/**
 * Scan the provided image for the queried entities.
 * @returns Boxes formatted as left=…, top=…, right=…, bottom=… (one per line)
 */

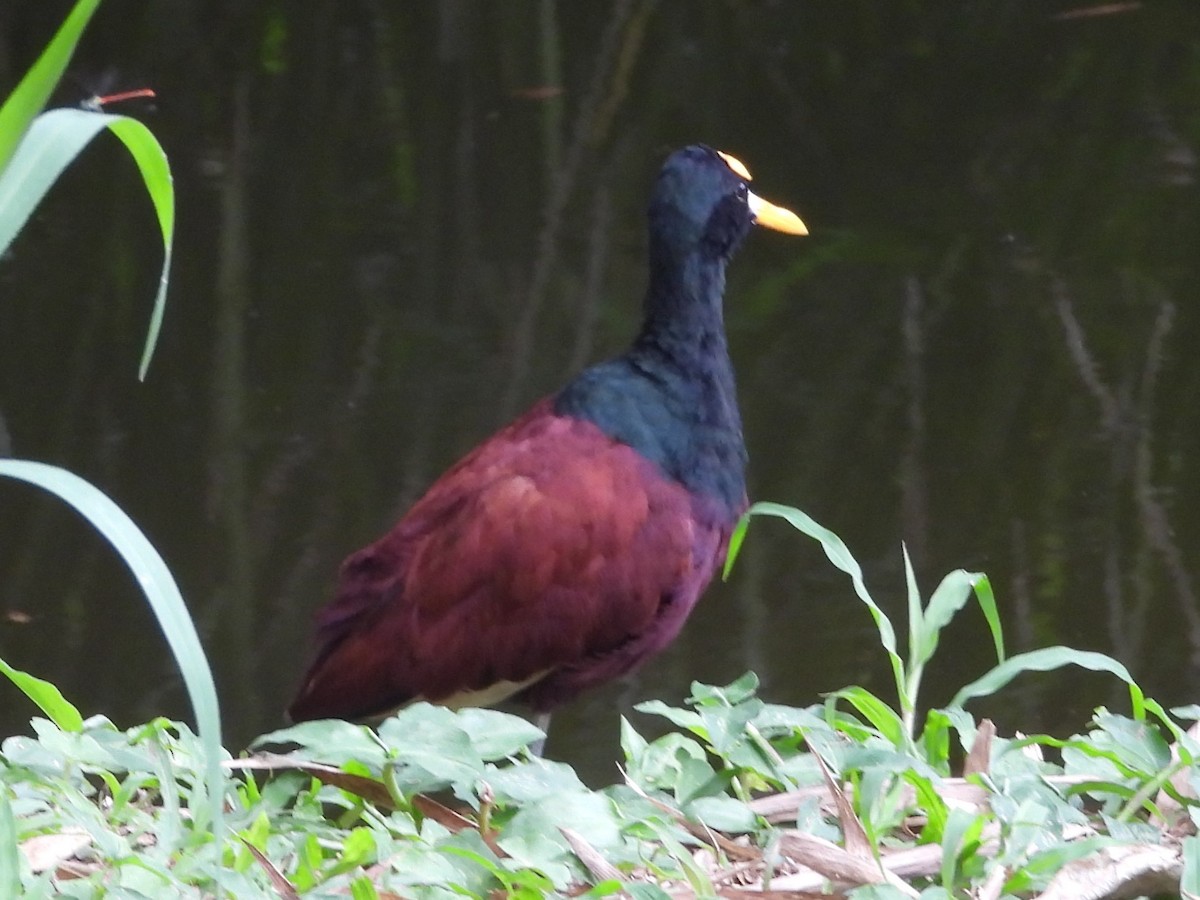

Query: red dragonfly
left=79, top=88, right=157, bottom=113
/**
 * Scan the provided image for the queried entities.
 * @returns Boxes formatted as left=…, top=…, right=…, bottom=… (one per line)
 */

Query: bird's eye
left=736, top=183, right=749, bottom=200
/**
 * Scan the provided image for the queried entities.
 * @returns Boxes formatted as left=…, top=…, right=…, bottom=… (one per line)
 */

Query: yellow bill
left=718, top=148, right=809, bottom=236
left=748, top=192, right=809, bottom=236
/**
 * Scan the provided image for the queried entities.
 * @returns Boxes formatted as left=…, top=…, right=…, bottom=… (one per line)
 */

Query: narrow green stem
left=902, top=664, right=923, bottom=741
left=745, top=722, right=797, bottom=791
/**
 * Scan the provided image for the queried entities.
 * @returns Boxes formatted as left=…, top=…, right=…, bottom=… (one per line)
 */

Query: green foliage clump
left=5, top=500, right=1200, bottom=896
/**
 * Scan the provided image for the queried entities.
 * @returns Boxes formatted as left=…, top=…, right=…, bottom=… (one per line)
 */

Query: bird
left=288, top=144, right=807, bottom=728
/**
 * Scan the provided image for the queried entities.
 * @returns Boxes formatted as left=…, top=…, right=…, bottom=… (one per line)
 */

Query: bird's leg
left=528, top=711, right=552, bottom=758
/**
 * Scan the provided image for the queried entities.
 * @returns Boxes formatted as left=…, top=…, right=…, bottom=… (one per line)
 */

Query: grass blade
left=829, top=686, right=906, bottom=748
left=950, top=646, right=1145, bottom=719
left=0, top=0, right=101, bottom=172
left=902, top=543, right=922, bottom=678
left=0, top=655, right=83, bottom=732
left=0, top=459, right=224, bottom=836
left=916, top=569, right=983, bottom=670
left=730, top=502, right=906, bottom=705
left=106, top=116, right=174, bottom=379
left=724, top=514, right=750, bottom=578
left=0, top=108, right=174, bottom=378
left=971, top=574, right=1004, bottom=664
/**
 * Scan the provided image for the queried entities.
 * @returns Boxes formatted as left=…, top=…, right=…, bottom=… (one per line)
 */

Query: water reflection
left=1, top=1, right=1198, bottom=782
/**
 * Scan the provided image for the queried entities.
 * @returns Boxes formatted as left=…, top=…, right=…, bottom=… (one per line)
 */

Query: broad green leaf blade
left=1146, top=697, right=1188, bottom=744
left=0, top=108, right=174, bottom=379
left=1181, top=835, right=1200, bottom=899
left=829, top=685, right=906, bottom=748
left=0, top=654, right=83, bottom=732
left=972, top=574, right=1004, bottom=664
left=904, top=771, right=948, bottom=842
left=939, top=806, right=984, bottom=890
left=0, top=459, right=223, bottom=835
left=0, top=0, right=101, bottom=172
left=734, top=502, right=905, bottom=698
left=0, top=788, right=18, bottom=897
left=350, top=875, right=381, bottom=900
left=950, top=646, right=1145, bottom=719
left=921, top=708, right=952, bottom=772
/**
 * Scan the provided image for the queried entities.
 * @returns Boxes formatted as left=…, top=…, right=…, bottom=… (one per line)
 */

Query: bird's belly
left=432, top=670, right=552, bottom=710
left=518, top=505, right=728, bottom=710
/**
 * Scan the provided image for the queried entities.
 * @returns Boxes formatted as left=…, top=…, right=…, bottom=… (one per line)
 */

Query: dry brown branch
left=1035, top=842, right=1181, bottom=900
left=560, top=827, right=622, bottom=883
left=806, top=743, right=871, bottom=861
left=242, top=839, right=301, bottom=899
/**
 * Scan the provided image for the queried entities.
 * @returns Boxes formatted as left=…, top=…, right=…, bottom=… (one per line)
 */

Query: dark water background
left=1, top=1, right=1199, bottom=783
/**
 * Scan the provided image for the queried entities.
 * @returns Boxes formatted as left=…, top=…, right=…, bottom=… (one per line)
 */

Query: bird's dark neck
left=634, top=244, right=732, bottom=374
left=554, top=241, right=747, bottom=517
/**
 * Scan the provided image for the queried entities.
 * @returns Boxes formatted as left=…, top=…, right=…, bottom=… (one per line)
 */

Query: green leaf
left=499, top=792, right=620, bottom=888
left=920, top=708, right=952, bottom=771
left=635, top=700, right=705, bottom=734
left=1011, top=836, right=1115, bottom=890
left=905, top=771, right=949, bottom=842
left=698, top=700, right=762, bottom=755
left=673, top=754, right=719, bottom=805
left=337, top=827, right=377, bottom=869
left=971, top=574, right=1004, bottom=664
left=0, top=0, right=100, bottom=172
left=950, top=647, right=1145, bottom=719
left=0, top=108, right=174, bottom=378
left=0, top=788, right=19, bottom=897
left=752, top=702, right=827, bottom=734
left=723, top=514, right=750, bottom=579
left=349, top=875, right=380, bottom=900
left=689, top=671, right=760, bottom=706
left=687, top=795, right=758, bottom=832
left=626, top=885, right=672, bottom=900
left=484, top=759, right=588, bottom=804
left=1181, top=835, right=1200, bottom=898
left=620, top=716, right=648, bottom=761
left=376, top=706, right=485, bottom=791
left=413, top=834, right=501, bottom=894
left=903, top=543, right=923, bottom=673
left=1091, top=710, right=1171, bottom=775
left=915, top=569, right=981, bottom=671
left=255, top=718, right=384, bottom=768
left=626, top=733, right=708, bottom=792
left=455, top=707, right=545, bottom=759
left=830, top=686, right=906, bottom=748
left=1172, top=704, right=1200, bottom=722
left=939, top=806, right=984, bottom=889
left=0, top=460, right=223, bottom=838
left=0, top=654, right=83, bottom=732
left=731, top=502, right=906, bottom=709
left=1041, top=734, right=1141, bottom=782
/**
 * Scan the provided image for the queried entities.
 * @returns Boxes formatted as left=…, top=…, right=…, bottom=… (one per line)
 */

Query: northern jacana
left=289, top=145, right=807, bottom=729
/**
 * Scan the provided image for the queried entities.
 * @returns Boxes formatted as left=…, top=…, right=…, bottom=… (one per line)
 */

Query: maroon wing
left=288, top=399, right=731, bottom=721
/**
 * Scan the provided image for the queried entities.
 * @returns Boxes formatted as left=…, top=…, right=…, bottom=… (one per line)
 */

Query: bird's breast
left=553, top=362, right=747, bottom=517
